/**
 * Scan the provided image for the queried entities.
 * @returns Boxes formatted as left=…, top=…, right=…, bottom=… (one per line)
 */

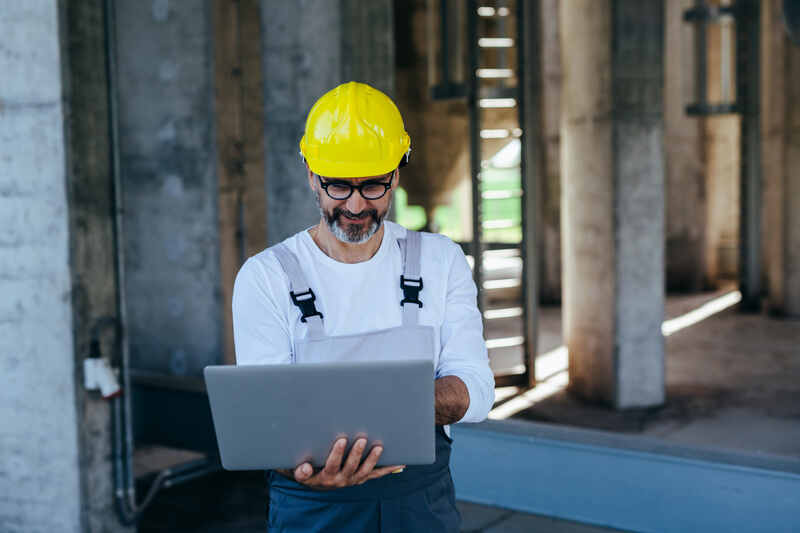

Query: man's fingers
left=293, top=462, right=314, bottom=482
left=341, top=438, right=367, bottom=476
left=367, top=464, right=406, bottom=480
left=321, top=438, right=348, bottom=477
left=354, top=444, right=383, bottom=478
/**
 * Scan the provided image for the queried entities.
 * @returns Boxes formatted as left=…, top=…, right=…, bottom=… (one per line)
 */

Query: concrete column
left=0, top=4, right=82, bottom=532
left=538, top=0, right=563, bottom=305
left=115, top=0, right=222, bottom=374
left=261, top=0, right=395, bottom=244
left=561, top=0, right=665, bottom=408
left=761, top=0, right=800, bottom=316
left=664, top=0, right=706, bottom=292
left=703, top=2, right=741, bottom=285
left=63, top=1, right=134, bottom=531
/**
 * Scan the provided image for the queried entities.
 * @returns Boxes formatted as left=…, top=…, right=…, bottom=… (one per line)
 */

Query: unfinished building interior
left=2, top=0, right=799, bottom=532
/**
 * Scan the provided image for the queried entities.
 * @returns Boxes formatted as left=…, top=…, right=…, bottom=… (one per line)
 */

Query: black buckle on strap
left=290, top=289, right=323, bottom=322
left=400, top=275, right=423, bottom=308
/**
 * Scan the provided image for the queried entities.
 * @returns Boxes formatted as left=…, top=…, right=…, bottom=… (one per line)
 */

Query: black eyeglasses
left=316, top=171, right=395, bottom=201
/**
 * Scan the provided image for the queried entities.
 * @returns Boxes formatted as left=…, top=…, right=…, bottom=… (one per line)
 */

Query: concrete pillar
left=261, top=0, right=395, bottom=244
left=560, top=0, right=665, bottom=408
left=538, top=0, right=563, bottom=304
left=761, top=0, right=800, bottom=316
left=0, top=4, right=82, bottom=532
left=115, top=0, right=222, bottom=374
left=703, top=2, right=741, bottom=285
left=664, top=0, right=706, bottom=292
left=63, top=1, right=135, bottom=531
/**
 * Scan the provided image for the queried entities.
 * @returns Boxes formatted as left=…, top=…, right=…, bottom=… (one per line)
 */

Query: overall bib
left=266, top=229, right=461, bottom=533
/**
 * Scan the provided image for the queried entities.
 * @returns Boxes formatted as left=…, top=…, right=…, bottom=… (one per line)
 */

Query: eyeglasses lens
left=327, top=184, right=352, bottom=199
left=361, top=184, right=387, bottom=199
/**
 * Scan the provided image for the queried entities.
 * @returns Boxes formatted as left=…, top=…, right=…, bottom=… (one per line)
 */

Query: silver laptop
left=203, top=359, right=435, bottom=470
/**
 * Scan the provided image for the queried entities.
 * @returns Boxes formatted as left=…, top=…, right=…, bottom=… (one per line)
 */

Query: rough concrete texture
left=561, top=0, right=665, bottom=408
left=703, top=5, right=741, bottom=284
left=115, top=0, right=222, bottom=374
left=63, top=1, right=134, bottom=531
left=538, top=0, right=563, bottom=304
left=761, top=0, right=787, bottom=314
left=261, top=0, right=394, bottom=245
left=664, top=0, right=707, bottom=292
left=560, top=0, right=616, bottom=404
left=611, top=1, right=666, bottom=408
left=760, top=0, right=800, bottom=317
left=214, top=0, right=268, bottom=364
left=0, top=3, right=82, bottom=532
left=787, top=41, right=800, bottom=316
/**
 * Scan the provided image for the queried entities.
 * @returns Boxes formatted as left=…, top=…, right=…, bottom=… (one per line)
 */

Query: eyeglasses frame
left=315, top=170, right=396, bottom=201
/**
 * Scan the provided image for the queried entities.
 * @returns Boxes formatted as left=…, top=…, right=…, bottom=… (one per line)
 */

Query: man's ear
left=306, top=163, right=315, bottom=191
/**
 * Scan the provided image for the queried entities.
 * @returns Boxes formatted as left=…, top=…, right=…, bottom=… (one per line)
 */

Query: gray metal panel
left=115, top=0, right=222, bottom=375
left=452, top=420, right=800, bottom=533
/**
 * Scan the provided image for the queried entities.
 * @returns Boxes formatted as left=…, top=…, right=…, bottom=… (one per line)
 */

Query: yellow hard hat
left=299, top=81, right=411, bottom=178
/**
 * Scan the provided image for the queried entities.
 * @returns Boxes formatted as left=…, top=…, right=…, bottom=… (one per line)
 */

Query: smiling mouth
left=339, top=211, right=373, bottom=221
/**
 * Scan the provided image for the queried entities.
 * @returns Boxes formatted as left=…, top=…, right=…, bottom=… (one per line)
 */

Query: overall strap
left=399, top=229, right=423, bottom=326
left=271, top=243, right=325, bottom=340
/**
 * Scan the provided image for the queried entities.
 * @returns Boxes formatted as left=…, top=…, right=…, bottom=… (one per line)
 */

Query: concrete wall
left=561, top=0, right=665, bottom=408
left=539, top=0, right=563, bottom=304
left=761, top=0, right=800, bottom=316
left=703, top=1, right=741, bottom=284
left=664, top=0, right=707, bottom=292
left=214, top=0, right=268, bottom=364
left=0, top=3, right=82, bottom=532
left=63, top=1, right=134, bottom=530
left=115, top=0, right=222, bottom=375
left=261, top=0, right=395, bottom=245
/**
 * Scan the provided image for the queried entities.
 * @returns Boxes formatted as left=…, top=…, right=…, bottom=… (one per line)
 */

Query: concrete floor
left=499, top=284, right=800, bottom=458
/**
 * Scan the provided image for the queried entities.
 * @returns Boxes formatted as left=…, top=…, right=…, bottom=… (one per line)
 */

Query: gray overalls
left=267, top=229, right=461, bottom=532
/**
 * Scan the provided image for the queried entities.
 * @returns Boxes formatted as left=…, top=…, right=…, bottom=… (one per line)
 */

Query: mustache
left=331, top=207, right=379, bottom=222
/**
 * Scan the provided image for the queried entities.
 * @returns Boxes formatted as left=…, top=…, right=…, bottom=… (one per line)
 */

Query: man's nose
left=344, top=189, right=368, bottom=213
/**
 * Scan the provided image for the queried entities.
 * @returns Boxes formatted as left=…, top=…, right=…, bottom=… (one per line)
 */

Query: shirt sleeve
left=232, top=254, right=294, bottom=365
left=436, top=239, right=495, bottom=423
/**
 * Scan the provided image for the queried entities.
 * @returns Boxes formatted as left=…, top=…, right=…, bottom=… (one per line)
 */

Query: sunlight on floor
left=488, top=290, right=743, bottom=420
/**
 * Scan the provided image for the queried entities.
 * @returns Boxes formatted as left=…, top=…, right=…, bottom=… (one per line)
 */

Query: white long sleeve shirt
left=232, top=221, right=494, bottom=423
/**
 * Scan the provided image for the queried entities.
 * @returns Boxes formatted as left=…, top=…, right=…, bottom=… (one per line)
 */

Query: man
left=232, top=81, right=494, bottom=532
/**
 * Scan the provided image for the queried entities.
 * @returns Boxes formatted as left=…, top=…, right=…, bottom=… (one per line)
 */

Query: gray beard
left=315, top=191, right=391, bottom=244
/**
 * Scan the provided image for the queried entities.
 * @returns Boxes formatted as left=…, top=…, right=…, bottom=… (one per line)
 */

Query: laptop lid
left=203, top=359, right=435, bottom=470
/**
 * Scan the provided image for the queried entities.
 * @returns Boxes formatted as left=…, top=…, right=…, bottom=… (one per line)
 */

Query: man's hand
left=288, top=437, right=405, bottom=490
